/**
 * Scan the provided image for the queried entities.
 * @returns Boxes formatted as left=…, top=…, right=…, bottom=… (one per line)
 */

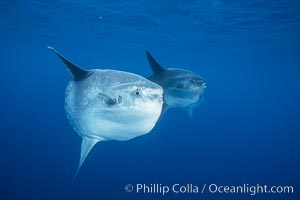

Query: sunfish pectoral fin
left=47, top=46, right=92, bottom=81
left=98, top=93, right=119, bottom=106
left=145, top=50, right=166, bottom=74
left=73, top=136, right=100, bottom=180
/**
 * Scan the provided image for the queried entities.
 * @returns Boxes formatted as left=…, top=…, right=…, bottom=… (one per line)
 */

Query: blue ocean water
left=0, top=0, right=299, bottom=199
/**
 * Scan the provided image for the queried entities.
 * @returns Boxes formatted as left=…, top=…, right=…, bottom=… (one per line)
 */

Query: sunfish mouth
left=189, top=81, right=206, bottom=93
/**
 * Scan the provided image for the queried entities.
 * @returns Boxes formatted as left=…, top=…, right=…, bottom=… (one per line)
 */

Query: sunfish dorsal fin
left=47, top=46, right=92, bottom=81
left=73, top=136, right=100, bottom=180
left=145, top=50, right=166, bottom=74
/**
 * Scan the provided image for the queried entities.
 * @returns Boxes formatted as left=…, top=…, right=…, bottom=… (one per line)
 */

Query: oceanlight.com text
left=207, top=183, right=294, bottom=195
left=124, top=183, right=294, bottom=196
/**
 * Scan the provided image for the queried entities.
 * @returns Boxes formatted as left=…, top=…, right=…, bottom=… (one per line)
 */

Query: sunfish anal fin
left=187, top=108, right=194, bottom=119
left=145, top=50, right=166, bottom=74
left=186, top=96, right=204, bottom=119
left=47, top=46, right=92, bottom=81
left=73, top=136, right=100, bottom=180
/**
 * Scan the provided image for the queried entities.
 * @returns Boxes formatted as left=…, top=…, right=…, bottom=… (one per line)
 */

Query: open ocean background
left=0, top=0, right=299, bottom=199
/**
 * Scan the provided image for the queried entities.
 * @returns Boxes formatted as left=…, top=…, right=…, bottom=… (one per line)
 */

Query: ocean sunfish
left=146, top=51, right=206, bottom=118
left=48, top=47, right=163, bottom=177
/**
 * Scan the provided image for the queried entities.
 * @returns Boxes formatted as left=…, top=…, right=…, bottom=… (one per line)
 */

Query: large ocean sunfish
left=146, top=51, right=206, bottom=118
left=48, top=47, right=163, bottom=177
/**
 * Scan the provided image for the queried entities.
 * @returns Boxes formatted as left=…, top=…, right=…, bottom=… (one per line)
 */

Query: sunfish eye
left=117, top=95, right=122, bottom=104
left=134, top=89, right=141, bottom=96
left=190, top=78, right=204, bottom=85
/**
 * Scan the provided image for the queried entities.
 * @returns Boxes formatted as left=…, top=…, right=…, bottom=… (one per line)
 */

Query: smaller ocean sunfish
left=48, top=47, right=163, bottom=177
left=146, top=51, right=206, bottom=118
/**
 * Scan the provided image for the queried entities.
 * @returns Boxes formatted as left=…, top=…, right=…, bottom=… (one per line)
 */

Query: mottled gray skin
left=48, top=46, right=163, bottom=178
left=146, top=51, right=206, bottom=118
